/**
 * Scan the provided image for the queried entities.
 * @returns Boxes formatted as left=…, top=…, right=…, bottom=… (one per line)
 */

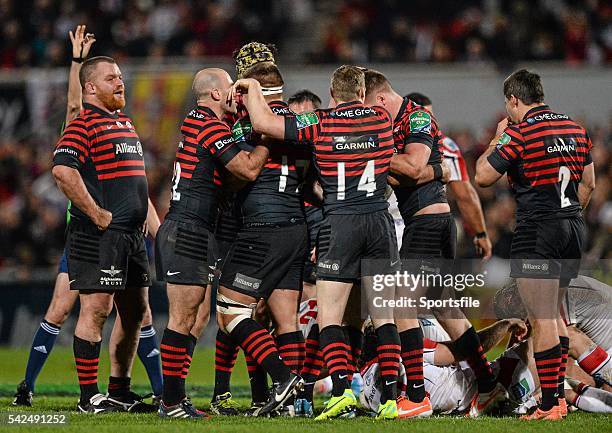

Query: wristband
left=432, top=163, right=443, bottom=180
left=475, top=231, right=487, bottom=239
left=72, top=57, right=84, bottom=64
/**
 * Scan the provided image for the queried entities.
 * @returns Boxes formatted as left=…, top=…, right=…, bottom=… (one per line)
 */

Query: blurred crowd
left=1, top=112, right=610, bottom=280
left=1, top=0, right=611, bottom=68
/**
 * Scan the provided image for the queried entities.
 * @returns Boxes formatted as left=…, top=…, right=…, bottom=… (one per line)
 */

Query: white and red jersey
left=298, top=298, right=318, bottom=339
left=441, top=135, right=469, bottom=183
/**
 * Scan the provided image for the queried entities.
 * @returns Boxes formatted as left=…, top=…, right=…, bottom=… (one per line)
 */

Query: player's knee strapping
left=216, top=294, right=258, bottom=333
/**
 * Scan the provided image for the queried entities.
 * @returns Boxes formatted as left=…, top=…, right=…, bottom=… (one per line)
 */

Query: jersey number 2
left=337, top=160, right=376, bottom=200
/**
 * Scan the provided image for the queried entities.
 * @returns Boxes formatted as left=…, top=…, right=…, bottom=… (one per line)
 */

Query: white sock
left=575, top=386, right=612, bottom=413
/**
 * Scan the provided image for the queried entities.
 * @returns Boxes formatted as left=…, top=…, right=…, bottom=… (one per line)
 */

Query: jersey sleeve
left=584, top=130, right=593, bottom=165
left=284, top=111, right=321, bottom=143
left=404, top=109, right=437, bottom=148
left=487, top=125, right=524, bottom=174
left=53, top=118, right=90, bottom=170
left=198, top=120, right=241, bottom=165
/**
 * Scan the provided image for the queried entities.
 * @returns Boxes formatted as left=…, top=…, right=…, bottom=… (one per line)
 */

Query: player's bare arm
left=475, top=118, right=509, bottom=187
left=66, top=25, right=95, bottom=123
left=450, top=180, right=492, bottom=259
left=231, top=79, right=285, bottom=139
left=435, top=319, right=528, bottom=366
left=52, top=165, right=111, bottom=230
left=224, top=145, right=271, bottom=182
left=145, top=197, right=161, bottom=238
left=578, top=162, right=595, bottom=209
left=390, top=141, right=431, bottom=180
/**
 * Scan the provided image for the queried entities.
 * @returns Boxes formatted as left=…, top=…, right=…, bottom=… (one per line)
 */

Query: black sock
left=230, top=318, right=290, bottom=384
left=452, top=327, right=495, bottom=393
left=535, top=344, right=561, bottom=410
left=343, top=325, right=362, bottom=382
left=376, top=324, right=401, bottom=402
left=74, top=336, right=101, bottom=404
left=246, top=354, right=269, bottom=403
left=319, top=325, right=350, bottom=397
left=214, top=329, right=239, bottom=398
left=108, top=376, right=131, bottom=398
left=276, top=331, right=305, bottom=373
left=300, top=324, right=322, bottom=401
left=558, top=336, right=569, bottom=399
left=399, top=327, right=425, bottom=402
left=160, top=328, right=189, bottom=406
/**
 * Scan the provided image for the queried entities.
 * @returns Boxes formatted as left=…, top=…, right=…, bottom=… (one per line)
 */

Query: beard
left=97, top=90, right=126, bottom=112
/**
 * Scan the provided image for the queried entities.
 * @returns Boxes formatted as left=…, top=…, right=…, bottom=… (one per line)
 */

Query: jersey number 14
left=337, top=160, right=376, bottom=200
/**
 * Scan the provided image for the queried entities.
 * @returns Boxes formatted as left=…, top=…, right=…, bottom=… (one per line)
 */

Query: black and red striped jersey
left=488, top=105, right=592, bottom=221
left=392, top=98, right=447, bottom=219
left=284, top=101, right=394, bottom=215
left=165, top=106, right=241, bottom=229
left=232, top=100, right=310, bottom=224
left=53, top=103, right=148, bottom=231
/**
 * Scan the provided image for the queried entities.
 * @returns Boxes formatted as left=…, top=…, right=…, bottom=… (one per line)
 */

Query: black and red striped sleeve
left=53, top=118, right=90, bottom=170
left=198, top=120, right=241, bottom=165
left=487, top=125, right=524, bottom=174
left=284, top=111, right=321, bottom=143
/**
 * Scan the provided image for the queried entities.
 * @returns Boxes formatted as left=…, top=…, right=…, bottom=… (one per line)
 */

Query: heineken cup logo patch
left=497, top=132, right=511, bottom=147
left=409, top=111, right=431, bottom=134
left=295, top=112, right=319, bottom=130
left=232, top=121, right=252, bottom=142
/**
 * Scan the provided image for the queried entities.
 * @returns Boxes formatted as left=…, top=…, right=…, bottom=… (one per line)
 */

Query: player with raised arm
left=364, top=70, right=499, bottom=418
left=14, top=26, right=163, bottom=411
left=155, top=68, right=271, bottom=419
left=406, top=92, right=492, bottom=259
left=230, top=66, right=403, bottom=420
left=476, top=69, right=595, bottom=420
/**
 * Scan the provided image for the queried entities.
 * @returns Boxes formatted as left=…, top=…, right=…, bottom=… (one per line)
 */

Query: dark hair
left=503, top=69, right=544, bottom=105
left=288, top=89, right=322, bottom=109
left=363, top=69, right=390, bottom=96
left=406, top=92, right=432, bottom=107
left=331, top=65, right=365, bottom=101
left=79, top=56, right=117, bottom=88
left=242, top=61, right=284, bottom=88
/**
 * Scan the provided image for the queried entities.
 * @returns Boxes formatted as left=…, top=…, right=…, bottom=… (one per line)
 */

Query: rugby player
left=287, top=89, right=325, bottom=417
left=231, top=65, right=403, bottom=420
left=476, top=69, right=596, bottom=420
left=52, top=56, right=153, bottom=413
left=14, top=27, right=164, bottom=410
left=364, top=70, right=499, bottom=418
left=406, top=92, right=492, bottom=260
left=215, top=43, right=311, bottom=417
left=155, top=68, right=271, bottom=419
left=359, top=319, right=534, bottom=415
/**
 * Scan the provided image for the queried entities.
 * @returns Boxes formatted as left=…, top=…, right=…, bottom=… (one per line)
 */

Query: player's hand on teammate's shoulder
left=493, top=117, right=510, bottom=142
left=69, top=25, right=96, bottom=59
left=92, top=206, right=112, bottom=231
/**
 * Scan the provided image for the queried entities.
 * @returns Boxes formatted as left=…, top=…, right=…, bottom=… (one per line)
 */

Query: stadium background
left=0, top=0, right=610, bottom=352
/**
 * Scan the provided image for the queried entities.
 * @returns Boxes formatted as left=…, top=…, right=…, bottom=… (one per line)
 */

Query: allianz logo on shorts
left=233, top=273, right=262, bottom=292
left=317, top=260, right=340, bottom=274
left=100, top=266, right=123, bottom=286
left=520, top=260, right=550, bottom=275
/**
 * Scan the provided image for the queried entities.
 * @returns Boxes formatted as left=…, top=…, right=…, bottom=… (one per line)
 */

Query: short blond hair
left=331, top=65, right=365, bottom=102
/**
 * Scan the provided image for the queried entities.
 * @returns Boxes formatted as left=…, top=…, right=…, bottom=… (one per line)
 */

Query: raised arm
left=66, top=25, right=96, bottom=123
left=475, top=118, right=511, bottom=187
left=231, top=79, right=285, bottom=139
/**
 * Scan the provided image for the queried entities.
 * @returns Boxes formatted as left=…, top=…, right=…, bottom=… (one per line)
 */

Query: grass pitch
left=0, top=347, right=610, bottom=433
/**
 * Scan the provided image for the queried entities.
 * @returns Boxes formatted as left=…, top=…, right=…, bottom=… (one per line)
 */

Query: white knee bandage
left=216, top=294, right=257, bottom=333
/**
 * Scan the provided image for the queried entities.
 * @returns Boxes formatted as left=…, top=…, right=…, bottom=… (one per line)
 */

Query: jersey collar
left=196, top=105, right=219, bottom=119
left=335, top=101, right=364, bottom=110
left=83, top=102, right=119, bottom=119
left=523, top=104, right=551, bottom=120
left=394, top=97, right=410, bottom=124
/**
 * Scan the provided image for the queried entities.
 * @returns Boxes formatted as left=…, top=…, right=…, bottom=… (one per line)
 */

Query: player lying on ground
left=14, top=25, right=162, bottom=411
